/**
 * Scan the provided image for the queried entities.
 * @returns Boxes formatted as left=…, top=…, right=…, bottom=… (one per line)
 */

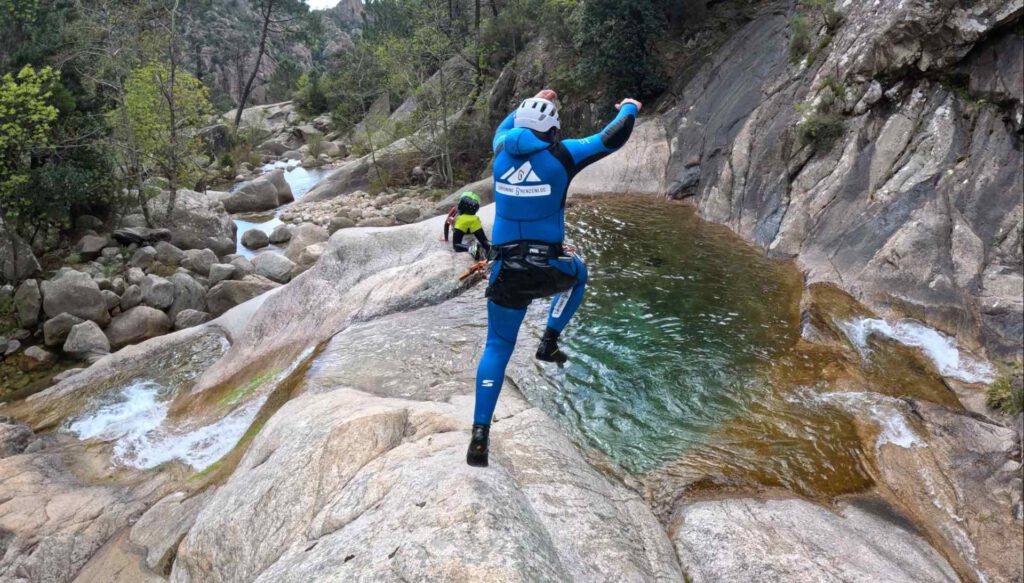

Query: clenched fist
left=535, top=89, right=558, bottom=102
left=616, top=98, right=642, bottom=112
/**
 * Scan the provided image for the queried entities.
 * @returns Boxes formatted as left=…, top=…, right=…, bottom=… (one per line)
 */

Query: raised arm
left=561, top=99, right=641, bottom=173
left=492, top=111, right=516, bottom=153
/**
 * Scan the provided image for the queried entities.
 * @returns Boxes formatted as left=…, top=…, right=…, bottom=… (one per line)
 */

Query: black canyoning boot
left=535, top=327, right=568, bottom=364
left=466, top=424, right=490, bottom=467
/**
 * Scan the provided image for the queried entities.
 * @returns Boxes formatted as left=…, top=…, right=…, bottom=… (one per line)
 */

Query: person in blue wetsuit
left=467, top=88, right=642, bottom=467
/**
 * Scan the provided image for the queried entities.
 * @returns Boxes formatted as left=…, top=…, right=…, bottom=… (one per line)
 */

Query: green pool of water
left=522, top=196, right=804, bottom=474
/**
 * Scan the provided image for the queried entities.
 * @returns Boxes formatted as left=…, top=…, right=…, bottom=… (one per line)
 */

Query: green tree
left=116, top=62, right=212, bottom=217
left=0, top=65, right=59, bottom=223
left=267, top=58, right=302, bottom=102
left=573, top=0, right=668, bottom=103
left=231, top=0, right=309, bottom=128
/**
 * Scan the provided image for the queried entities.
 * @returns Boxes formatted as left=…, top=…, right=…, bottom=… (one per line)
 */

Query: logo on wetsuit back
left=496, top=161, right=552, bottom=197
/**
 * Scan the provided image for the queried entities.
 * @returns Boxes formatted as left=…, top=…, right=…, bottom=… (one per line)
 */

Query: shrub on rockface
left=987, top=365, right=1024, bottom=416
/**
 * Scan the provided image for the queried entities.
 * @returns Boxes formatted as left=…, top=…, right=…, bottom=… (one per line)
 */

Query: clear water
left=232, top=160, right=333, bottom=258
left=516, top=196, right=806, bottom=475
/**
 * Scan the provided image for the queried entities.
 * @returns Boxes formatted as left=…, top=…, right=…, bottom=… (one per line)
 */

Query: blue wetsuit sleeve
left=561, top=103, right=638, bottom=173
left=492, top=111, right=516, bottom=153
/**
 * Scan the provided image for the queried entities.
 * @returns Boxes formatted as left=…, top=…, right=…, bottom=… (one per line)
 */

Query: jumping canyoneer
left=467, top=88, right=642, bottom=467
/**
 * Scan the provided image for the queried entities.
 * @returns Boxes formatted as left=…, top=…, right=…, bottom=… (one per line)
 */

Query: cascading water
left=232, top=160, right=334, bottom=257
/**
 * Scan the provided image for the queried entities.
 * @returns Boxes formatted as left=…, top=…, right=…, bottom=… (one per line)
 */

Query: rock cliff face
left=185, top=0, right=363, bottom=107
left=659, top=0, right=1023, bottom=358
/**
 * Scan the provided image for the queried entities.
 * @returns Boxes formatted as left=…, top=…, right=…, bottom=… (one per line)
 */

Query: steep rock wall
left=663, top=0, right=1023, bottom=357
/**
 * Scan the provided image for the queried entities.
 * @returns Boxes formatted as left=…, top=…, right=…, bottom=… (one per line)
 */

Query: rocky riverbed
left=0, top=197, right=1019, bottom=583
left=0, top=0, right=1020, bottom=581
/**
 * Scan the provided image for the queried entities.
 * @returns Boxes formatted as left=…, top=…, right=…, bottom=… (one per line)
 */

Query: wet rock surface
left=672, top=497, right=959, bottom=583
left=872, top=400, right=1023, bottom=583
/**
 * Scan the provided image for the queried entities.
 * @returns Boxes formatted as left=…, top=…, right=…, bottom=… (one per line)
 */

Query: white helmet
left=514, top=97, right=560, bottom=133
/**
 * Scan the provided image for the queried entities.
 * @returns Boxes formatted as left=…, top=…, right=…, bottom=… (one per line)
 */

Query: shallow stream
left=231, top=160, right=333, bottom=258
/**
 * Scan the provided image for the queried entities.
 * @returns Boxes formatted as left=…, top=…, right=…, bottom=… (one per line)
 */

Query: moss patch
left=218, top=368, right=281, bottom=407
left=986, top=363, right=1024, bottom=415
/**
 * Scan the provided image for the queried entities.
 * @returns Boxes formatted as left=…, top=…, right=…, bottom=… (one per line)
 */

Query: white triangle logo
left=502, top=161, right=541, bottom=185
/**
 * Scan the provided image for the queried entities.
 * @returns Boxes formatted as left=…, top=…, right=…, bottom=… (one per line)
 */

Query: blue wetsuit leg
left=473, top=300, right=527, bottom=425
left=474, top=261, right=527, bottom=425
left=546, top=255, right=588, bottom=333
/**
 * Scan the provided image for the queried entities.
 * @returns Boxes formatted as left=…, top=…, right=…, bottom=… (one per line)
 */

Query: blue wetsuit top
left=491, top=103, right=639, bottom=245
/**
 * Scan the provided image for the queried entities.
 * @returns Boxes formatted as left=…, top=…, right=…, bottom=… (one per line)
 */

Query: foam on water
left=65, top=380, right=263, bottom=470
left=114, top=400, right=262, bottom=470
left=839, top=317, right=995, bottom=384
left=791, top=390, right=925, bottom=450
left=66, top=381, right=170, bottom=441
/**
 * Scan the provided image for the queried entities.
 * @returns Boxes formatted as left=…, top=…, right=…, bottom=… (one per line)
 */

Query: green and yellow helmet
left=457, top=191, right=481, bottom=215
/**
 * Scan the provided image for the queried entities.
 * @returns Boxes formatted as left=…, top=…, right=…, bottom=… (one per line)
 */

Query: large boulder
left=129, top=246, right=157, bottom=269
left=284, top=223, right=329, bottom=262
left=13, top=279, right=41, bottom=328
left=268, top=224, right=292, bottom=244
left=168, top=272, right=207, bottom=319
left=241, top=229, right=270, bottom=250
left=292, top=243, right=325, bottom=275
left=303, top=136, right=424, bottom=203
left=393, top=204, right=422, bottom=224
left=173, top=309, right=211, bottom=331
left=75, top=215, right=104, bottom=232
left=672, top=497, right=958, bottom=583
left=223, top=101, right=297, bottom=135
left=42, top=313, right=84, bottom=347
left=104, top=306, right=171, bottom=350
left=74, top=234, right=110, bottom=260
left=101, top=290, right=121, bottom=312
left=206, top=276, right=280, bottom=317
left=263, top=169, right=294, bottom=204
left=112, top=227, right=172, bottom=247
left=170, top=389, right=683, bottom=583
left=40, top=270, right=110, bottom=326
left=148, top=189, right=236, bottom=256
left=258, top=139, right=290, bottom=156
left=0, top=219, right=40, bottom=284
left=120, top=285, right=142, bottom=311
left=154, top=241, right=186, bottom=266
left=208, top=263, right=235, bottom=285
left=252, top=252, right=296, bottom=284
left=220, top=178, right=281, bottom=214
left=180, top=249, right=219, bottom=277
left=327, top=216, right=355, bottom=234
left=19, top=346, right=55, bottom=372
left=63, top=320, right=111, bottom=362
left=198, top=123, right=231, bottom=155
left=140, top=275, right=175, bottom=310
left=229, top=257, right=255, bottom=278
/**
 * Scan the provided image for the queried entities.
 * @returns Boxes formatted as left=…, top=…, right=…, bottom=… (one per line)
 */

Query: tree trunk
left=233, top=0, right=275, bottom=128
left=165, top=0, right=181, bottom=218
left=473, top=0, right=483, bottom=97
